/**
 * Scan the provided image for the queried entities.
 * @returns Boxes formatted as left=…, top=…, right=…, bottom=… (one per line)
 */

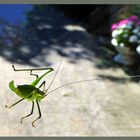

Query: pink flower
left=111, top=20, right=129, bottom=30
left=111, top=23, right=118, bottom=30
left=118, top=19, right=129, bottom=26
left=111, top=16, right=139, bottom=30
left=128, top=15, right=138, bottom=22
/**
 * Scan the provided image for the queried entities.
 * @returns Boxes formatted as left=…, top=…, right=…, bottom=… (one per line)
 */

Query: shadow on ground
left=0, top=5, right=96, bottom=66
left=0, top=5, right=140, bottom=83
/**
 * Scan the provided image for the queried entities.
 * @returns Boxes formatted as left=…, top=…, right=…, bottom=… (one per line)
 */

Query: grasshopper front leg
left=5, top=98, right=24, bottom=108
left=39, top=81, right=46, bottom=92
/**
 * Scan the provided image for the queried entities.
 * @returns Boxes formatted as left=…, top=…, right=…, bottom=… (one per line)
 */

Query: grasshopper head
left=9, top=80, right=18, bottom=93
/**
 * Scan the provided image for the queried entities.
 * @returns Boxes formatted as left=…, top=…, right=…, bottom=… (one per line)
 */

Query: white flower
left=132, top=28, right=139, bottom=34
left=129, top=35, right=138, bottom=42
left=111, top=38, right=118, bottom=46
left=136, top=45, right=140, bottom=54
left=112, top=30, right=119, bottom=38
left=112, top=29, right=123, bottom=38
left=120, top=43, right=125, bottom=47
left=119, top=24, right=127, bottom=29
left=118, top=29, right=123, bottom=34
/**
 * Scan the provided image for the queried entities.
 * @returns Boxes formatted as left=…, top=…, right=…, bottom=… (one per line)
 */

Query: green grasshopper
left=5, top=58, right=102, bottom=127
left=5, top=58, right=63, bottom=127
left=5, top=68, right=54, bottom=127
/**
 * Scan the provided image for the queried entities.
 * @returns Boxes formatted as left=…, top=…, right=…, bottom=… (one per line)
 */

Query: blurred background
left=1, top=4, right=140, bottom=136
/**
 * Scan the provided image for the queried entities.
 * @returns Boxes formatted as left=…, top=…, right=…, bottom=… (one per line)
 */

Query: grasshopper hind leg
left=20, top=101, right=34, bottom=124
left=12, top=65, right=39, bottom=79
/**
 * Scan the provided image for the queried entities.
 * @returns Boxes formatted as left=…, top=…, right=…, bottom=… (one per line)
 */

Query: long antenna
left=44, top=78, right=103, bottom=97
left=44, top=74, right=140, bottom=97
left=121, top=75, right=140, bottom=78
left=44, top=57, right=63, bottom=93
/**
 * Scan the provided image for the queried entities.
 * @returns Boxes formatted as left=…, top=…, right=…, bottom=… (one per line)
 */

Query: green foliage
left=116, top=5, right=140, bottom=21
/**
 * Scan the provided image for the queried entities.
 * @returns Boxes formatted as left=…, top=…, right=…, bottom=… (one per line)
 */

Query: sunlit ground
left=0, top=5, right=140, bottom=136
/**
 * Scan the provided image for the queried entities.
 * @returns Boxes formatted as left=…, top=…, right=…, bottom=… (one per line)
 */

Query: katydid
left=5, top=58, right=63, bottom=127
left=5, top=58, right=102, bottom=127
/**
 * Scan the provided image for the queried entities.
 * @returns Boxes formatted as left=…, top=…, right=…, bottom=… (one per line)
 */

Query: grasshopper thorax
left=16, top=85, right=45, bottom=101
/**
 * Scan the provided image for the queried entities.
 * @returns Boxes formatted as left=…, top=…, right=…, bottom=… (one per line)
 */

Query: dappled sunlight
left=36, top=24, right=53, bottom=30
left=0, top=5, right=97, bottom=66
left=63, top=25, right=86, bottom=32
